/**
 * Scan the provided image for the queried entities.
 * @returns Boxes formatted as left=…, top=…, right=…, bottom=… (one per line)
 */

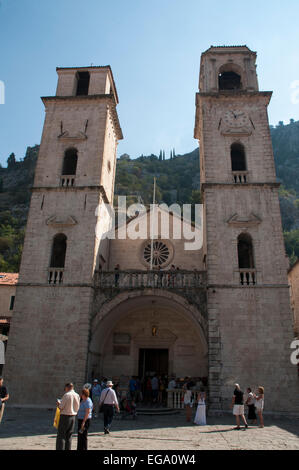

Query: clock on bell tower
left=194, top=45, right=299, bottom=414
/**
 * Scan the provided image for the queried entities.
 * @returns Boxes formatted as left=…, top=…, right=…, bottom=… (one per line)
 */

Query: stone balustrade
left=48, top=268, right=64, bottom=284
left=94, top=270, right=207, bottom=290
left=232, top=171, right=248, bottom=183
left=167, top=389, right=204, bottom=409
left=60, top=175, right=75, bottom=187
left=239, top=268, right=257, bottom=285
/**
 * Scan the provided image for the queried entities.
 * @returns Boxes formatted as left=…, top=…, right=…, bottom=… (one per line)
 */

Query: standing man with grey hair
left=56, top=382, right=80, bottom=450
left=231, top=383, right=248, bottom=430
left=99, top=380, right=119, bottom=434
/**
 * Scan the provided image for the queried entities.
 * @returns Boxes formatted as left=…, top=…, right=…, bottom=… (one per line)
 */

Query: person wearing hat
left=99, top=380, right=120, bottom=434
left=91, top=379, right=102, bottom=418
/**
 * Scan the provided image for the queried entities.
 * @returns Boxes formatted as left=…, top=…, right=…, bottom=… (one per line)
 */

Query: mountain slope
left=1, top=120, right=299, bottom=271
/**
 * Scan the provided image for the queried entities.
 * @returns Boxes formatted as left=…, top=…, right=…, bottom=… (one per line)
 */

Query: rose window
left=143, top=240, right=170, bottom=267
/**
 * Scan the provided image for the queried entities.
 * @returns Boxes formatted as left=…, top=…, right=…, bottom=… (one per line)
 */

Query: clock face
left=223, top=110, right=249, bottom=128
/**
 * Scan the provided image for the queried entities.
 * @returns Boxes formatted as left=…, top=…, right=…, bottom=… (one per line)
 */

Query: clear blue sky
left=1, top=0, right=299, bottom=166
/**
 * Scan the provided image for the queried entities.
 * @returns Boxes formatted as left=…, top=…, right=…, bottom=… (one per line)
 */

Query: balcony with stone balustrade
left=94, top=269, right=207, bottom=290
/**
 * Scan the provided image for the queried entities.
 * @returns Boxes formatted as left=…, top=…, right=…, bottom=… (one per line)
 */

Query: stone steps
left=135, top=407, right=180, bottom=416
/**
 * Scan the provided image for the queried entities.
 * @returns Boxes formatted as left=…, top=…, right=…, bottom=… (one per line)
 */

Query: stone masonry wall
left=208, top=286, right=299, bottom=412
left=5, top=285, right=93, bottom=406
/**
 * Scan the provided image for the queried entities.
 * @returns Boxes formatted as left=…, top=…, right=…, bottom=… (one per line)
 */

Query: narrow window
left=231, top=143, right=246, bottom=171
left=9, top=295, right=15, bottom=310
left=50, top=234, right=67, bottom=268
left=238, top=233, right=254, bottom=269
left=62, top=148, right=78, bottom=175
left=76, top=71, right=90, bottom=96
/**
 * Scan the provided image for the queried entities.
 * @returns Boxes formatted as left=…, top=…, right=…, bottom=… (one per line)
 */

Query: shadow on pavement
left=0, top=407, right=298, bottom=441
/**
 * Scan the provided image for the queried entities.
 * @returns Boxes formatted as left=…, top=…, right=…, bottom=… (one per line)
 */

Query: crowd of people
left=55, top=379, right=120, bottom=451
left=126, top=374, right=208, bottom=407
left=182, top=382, right=265, bottom=429
left=183, top=383, right=264, bottom=430
left=231, top=383, right=265, bottom=429
left=0, top=375, right=265, bottom=450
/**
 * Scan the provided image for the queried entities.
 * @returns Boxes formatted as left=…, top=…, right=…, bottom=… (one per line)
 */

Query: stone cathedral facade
left=5, top=46, right=299, bottom=412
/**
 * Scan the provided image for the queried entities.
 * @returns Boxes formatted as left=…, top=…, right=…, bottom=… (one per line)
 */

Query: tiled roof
left=0, top=273, right=19, bottom=285
left=202, top=45, right=255, bottom=55
left=210, top=45, right=247, bottom=48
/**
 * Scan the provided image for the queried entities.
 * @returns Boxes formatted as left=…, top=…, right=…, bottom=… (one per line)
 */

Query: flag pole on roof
left=150, top=177, right=156, bottom=270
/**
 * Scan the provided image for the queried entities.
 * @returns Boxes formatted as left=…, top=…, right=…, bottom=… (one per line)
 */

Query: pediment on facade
left=46, top=215, right=78, bottom=227
left=57, top=130, right=87, bottom=141
left=226, top=212, right=261, bottom=227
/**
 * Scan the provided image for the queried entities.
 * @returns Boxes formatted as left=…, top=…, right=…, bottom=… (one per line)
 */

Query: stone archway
left=88, top=290, right=208, bottom=382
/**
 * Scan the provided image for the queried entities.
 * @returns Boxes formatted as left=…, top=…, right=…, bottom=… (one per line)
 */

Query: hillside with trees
left=0, top=120, right=299, bottom=272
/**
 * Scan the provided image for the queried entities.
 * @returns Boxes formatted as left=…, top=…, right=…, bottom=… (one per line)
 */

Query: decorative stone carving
left=58, top=130, right=87, bottom=141
left=226, top=212, right=261, bottom=227
left=46, top=215, right=77, bottom=227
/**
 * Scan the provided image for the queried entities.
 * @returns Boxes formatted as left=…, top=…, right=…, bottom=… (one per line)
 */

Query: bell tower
left=5, top=66, right=122, bottom=405
left=195, top=46, right=299, bottom=412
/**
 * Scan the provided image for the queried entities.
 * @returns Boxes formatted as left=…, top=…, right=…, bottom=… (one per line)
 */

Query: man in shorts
left=231, top=383, right=248, bottom=430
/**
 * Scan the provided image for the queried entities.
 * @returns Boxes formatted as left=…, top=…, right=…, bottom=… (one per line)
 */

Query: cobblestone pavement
left=0, top=407, right=299, bottom=450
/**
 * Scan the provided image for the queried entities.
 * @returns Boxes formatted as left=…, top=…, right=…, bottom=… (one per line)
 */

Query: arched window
left=237, top=233, right=254, bottom=269
left=50, top=234, right=67, bottom=268
left=76, top=71, right=90, bottom=96
left=231, top=143, right=246, bottom=171
left=62, top=148, right=78, bottom=176
left=219, top=71, right=242, bottom=90
left=218, top=64, right=243, bottom=91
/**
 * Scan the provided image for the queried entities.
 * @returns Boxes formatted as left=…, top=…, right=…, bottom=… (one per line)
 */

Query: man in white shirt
left=56, top=383, right=80, bottom=450
left=99, top=380, right=119, bottom=434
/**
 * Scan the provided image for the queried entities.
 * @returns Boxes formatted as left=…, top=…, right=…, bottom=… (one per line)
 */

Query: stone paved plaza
left=0, top=407, right=299, bottom=450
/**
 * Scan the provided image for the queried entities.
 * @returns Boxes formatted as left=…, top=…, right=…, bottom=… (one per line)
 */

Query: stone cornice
left=16, top=283, right=94, bottom=288
left=202, top=182, right=280, bottom=189
left=197, top=90, right=272, bottom=99
left=41, top=94, right=123, bottom=140
left=31, top=185, right=110, bottom=203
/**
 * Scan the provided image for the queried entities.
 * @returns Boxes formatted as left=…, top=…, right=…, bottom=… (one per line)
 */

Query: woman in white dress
left=254, top=386, right=264, bottom=428
left=194, top=391, right=206, bottom=425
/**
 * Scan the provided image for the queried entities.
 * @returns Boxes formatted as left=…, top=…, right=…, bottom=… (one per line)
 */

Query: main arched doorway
left=88, top=291, right=208, bottom=384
